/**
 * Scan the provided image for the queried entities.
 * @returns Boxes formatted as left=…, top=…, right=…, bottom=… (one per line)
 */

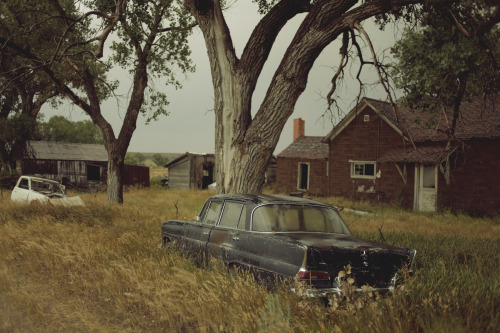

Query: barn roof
left=25, top=141, right=108, bottom=162
left=277, top=136, right=328, bottom=160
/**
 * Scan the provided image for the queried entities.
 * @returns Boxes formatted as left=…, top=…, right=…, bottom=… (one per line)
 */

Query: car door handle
left=203, top=231, right=210, bottom=235
left=232, top=236, right=240, bottom=241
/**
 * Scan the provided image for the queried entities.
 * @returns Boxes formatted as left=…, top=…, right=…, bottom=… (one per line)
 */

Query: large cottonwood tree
left=0, top=0, right=194, bottom=203
left=186, top=0, right=492, bottom=194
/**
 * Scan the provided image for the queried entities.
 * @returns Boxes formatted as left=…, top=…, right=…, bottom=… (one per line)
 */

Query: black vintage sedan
left=161, top=194, right=416, bottom=296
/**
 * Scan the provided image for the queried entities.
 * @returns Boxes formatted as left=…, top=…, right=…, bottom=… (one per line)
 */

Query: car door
left=183, top=199, right=222, bottom=265
left=206, top=201, right=246, bottom=266
left=236, top=204, right=304, bottom=282
left=11, top=177, right=30, bottom=203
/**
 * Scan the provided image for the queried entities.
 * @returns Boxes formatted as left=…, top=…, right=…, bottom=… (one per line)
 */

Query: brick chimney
left=293, top=118, right=305, bottom=141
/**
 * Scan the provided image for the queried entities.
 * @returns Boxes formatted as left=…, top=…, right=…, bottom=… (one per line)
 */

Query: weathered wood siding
left=21, top=159, right=108, bottom=190
left=123, top=164, right=150, bottom=188
left=168, top=159, right=191, bottom=190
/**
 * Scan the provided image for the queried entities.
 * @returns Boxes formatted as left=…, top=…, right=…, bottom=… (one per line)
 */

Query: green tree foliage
left=124, top=153, right=139, bottom=165
left=391, top=0, right=499, bottom=128
left=135, top=153, right=146, bottom=165
left=0, top=0, right=91, bottom=119
left=152, top=153, right=168, bottom=167
left=38, top=116, right=104, bottom=144
left=0, top=114, right=40, bottom=174
left=124, top=152, right=147, bottom=166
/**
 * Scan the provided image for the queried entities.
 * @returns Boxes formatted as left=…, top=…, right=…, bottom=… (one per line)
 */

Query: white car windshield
left=252, top=204, right=351, bottom=234
left=31, top=180, right=64, bottom=195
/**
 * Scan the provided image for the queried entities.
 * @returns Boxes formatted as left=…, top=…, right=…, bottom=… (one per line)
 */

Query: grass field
left=0, top=188, right=498, bottom=332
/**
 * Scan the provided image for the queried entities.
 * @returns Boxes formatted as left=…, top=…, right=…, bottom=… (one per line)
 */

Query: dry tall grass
left=0, top=188, right=498, bottom=332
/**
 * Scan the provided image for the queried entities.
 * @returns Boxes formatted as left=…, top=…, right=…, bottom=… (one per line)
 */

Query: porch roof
left=378, top=143, right=458, bottom=164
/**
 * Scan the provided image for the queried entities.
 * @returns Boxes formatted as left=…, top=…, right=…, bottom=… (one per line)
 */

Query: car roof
left=20, top=175, right=60, bottom=183
left=209, top=193, right=332, bottom=207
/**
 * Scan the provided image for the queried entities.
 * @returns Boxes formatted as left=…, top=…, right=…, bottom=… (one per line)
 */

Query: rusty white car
left=11, top=175, right=84, bottom=207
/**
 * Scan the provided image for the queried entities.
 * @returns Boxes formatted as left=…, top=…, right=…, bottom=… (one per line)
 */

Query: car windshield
left=31, top=180, right=64, bottom=195
left=252, top=204, right=351, bottom=235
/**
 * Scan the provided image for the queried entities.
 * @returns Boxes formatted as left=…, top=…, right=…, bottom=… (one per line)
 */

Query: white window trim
left=349, top=160, right=377, bottom=179
left=297, top=162, right=310, bottom=190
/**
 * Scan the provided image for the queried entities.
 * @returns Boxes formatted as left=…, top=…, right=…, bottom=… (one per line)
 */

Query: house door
left=414, top=164, right=437, bottom=212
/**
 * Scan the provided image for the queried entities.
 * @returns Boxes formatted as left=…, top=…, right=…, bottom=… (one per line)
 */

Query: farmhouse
left=14, top=140, right=150, bottom=190
left=276, top=118, right=329, bottom=196
left=323, top=96, right=500, bottom=216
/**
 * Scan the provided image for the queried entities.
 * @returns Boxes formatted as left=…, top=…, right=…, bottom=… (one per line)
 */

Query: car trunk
left=274, top=233, right=412, bottom=289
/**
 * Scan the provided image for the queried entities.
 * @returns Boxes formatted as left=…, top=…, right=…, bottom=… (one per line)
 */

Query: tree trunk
left=106, top=149, right=124, bottom=204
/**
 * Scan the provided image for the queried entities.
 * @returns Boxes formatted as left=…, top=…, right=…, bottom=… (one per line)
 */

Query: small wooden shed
left=165, top=152, right=215, bottom=190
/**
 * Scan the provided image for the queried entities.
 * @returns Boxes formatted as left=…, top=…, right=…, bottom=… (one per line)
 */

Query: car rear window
left=251, top=204, right=351, bottom=235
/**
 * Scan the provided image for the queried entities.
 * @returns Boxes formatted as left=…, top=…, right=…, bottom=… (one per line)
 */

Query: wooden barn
left=323, top=96, right=500, bottom=216
left=165, top=153, right=215, bottom=190
left=15, top=141, right=150, bottom=190
left=276, top=118, right=329, bottom=196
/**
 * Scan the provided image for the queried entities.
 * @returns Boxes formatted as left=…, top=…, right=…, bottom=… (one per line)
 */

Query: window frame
left=202, top=200, right=223, bottom=225
left=218, top=201, right=246, bottom=229
left=350, top=160, right=377, bottom=179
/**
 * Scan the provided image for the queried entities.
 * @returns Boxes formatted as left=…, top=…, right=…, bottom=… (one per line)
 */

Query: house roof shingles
left=363, top=95, right=500, bottom=142
left=277, top=136, right=328, bottom=159
left=25, top=141, right=108, bottom=162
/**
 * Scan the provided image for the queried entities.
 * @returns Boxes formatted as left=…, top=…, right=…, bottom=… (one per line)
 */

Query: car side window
left=19, top=178, right=29, bottom=189
left=219, top=202, right=245, bottom=229
left=203, top=201, right=222, bottom=225
left=252, top=205, right=275, bottom=232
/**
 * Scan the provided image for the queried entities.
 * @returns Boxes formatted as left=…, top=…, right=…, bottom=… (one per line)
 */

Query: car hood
left=49, top=196, right=85, bottom=207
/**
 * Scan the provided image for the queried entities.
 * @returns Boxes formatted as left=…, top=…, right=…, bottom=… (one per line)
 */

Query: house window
left=350, top=161, right=376, bottom=179
left=87, top=164, right=101, bottom=181
left=297, top=163, right=309, bottom=190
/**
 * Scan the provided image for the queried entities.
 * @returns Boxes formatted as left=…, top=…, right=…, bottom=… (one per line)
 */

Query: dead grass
left=0, top=189, right=498, bottom=332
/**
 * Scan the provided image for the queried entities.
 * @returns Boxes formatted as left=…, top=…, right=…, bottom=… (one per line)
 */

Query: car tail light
left=297, top=268, right=329, bottom=280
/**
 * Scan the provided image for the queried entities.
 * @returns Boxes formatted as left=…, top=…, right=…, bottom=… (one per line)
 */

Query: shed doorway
left=202, top=163, right=214, bottom=189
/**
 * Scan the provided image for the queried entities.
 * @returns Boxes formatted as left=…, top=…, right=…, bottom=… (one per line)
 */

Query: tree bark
left=106, top=142, right=125, bottom=203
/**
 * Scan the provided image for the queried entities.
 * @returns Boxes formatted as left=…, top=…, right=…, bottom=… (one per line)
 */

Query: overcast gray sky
left=41, top=1, right=402, bottom=155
